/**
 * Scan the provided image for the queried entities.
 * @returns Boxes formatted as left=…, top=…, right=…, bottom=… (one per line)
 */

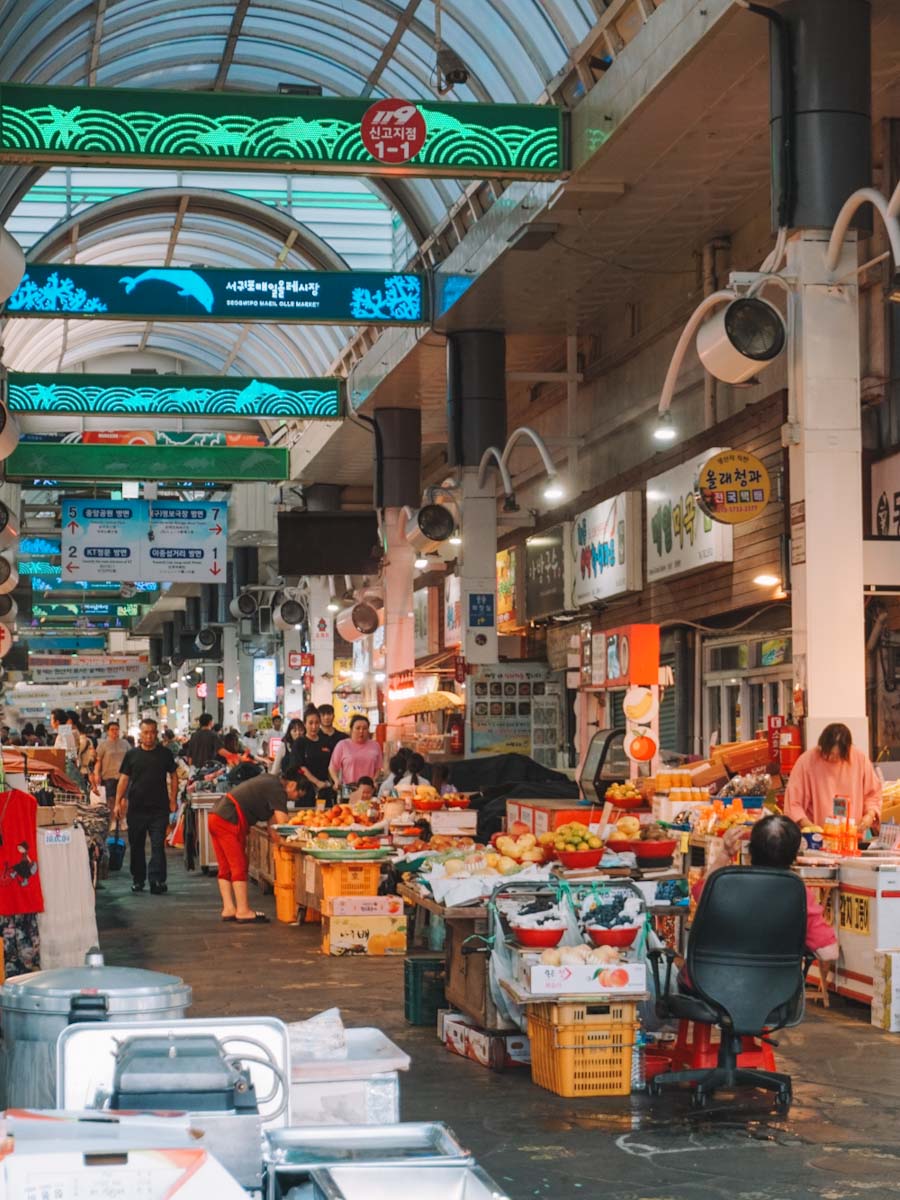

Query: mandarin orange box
left=321, top=915, right=407, bottom=956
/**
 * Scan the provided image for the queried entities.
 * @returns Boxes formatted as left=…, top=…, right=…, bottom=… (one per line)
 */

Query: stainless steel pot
left=0, top=947, right=191, bottom=1108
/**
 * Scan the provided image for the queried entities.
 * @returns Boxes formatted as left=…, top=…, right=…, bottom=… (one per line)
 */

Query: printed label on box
left=524, top=961, right=647, bottom=996
left=326, top=895, right=403, bottom=917
left=322, top=915, right=407, bottom=956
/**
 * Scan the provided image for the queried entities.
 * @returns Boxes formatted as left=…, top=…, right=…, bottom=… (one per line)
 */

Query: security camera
left=194, top=628, right=218, bottom=652
left=696, top=297, right=785, bottom=384
left=437, top=46, right=469, bottom=90
left=229, top=592, right=258, bottom=620
left=405, top=503, right=456, bottom=554
left=0, top=555, right=17, bottom=596
left=273, top=598, right=305, bottom=631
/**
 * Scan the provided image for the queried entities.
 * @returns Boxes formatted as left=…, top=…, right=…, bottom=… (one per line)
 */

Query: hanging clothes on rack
left=0, top=789, right=45, bottom=977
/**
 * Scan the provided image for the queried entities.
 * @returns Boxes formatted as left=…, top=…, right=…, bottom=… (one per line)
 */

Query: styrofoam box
left=324, top=895, right=404, bottom=917
left=290, top=1028, right=410, bottom=1126
left=429, top=810, right=478, bottom=834
left=872, top=950, right=900, bottom=1032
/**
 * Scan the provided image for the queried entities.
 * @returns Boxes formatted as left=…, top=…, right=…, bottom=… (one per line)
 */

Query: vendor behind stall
left=208, top=768, right=303, bottom=923
left=288, top=707, right=334, bottom=807
left=329, top=715, right=383, bottom=792
left=785, top=723, right=882, bottom=833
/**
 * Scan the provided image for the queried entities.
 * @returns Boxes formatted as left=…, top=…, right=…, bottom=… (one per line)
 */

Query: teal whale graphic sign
left=0, top=83, right=566, bottom=179
left=7, top=373, right=341, bottom=419
left=4, top=264, right=427, bottom=324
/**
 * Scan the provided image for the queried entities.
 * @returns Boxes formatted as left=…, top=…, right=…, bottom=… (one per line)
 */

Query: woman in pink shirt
left=329, top=715, right=383, bottom=790
left=785, top=723, right=881, bottom=832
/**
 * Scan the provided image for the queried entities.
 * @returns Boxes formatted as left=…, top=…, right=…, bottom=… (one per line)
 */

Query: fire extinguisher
left=448, top=712, right=464, bottom=756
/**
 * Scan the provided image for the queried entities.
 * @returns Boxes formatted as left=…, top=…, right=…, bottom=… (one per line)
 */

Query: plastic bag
left=288, top=1007, right=348, bottom=1061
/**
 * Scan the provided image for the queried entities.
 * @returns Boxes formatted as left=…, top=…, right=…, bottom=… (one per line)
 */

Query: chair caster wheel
left=647, top=1081, right=662, bottom=1097
left=776, top=1088, right=792, bottom=1110
left=692, top=1091, right=709, bottom=1109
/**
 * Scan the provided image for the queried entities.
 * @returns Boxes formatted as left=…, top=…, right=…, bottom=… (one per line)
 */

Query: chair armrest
left=647, top=946, right=677, bottom=1001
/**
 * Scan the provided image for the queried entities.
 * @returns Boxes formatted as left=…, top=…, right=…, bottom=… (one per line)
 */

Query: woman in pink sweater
left=785, top=723, right=881, bottom=832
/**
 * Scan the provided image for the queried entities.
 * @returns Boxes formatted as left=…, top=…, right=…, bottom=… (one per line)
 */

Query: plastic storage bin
left=526, top=1002, right=636, bottom=1097
left=404, top=955, right=447, bottom=1025
left=290, top=1027, right=411, bottom=1126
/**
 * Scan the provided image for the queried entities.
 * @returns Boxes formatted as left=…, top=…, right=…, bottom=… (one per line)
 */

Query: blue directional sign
left=62, top=498, right=227, bottom=583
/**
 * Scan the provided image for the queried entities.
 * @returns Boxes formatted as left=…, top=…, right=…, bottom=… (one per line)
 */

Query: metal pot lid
left=0, top=948, right=192, bottom=1015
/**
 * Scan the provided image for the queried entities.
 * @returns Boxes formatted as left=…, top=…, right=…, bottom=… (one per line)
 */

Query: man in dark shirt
left=115, top=718, right=178, bottom=895
left=183, top=712, right=221, bottom=767
left=317, top=704, right=348, bottom=753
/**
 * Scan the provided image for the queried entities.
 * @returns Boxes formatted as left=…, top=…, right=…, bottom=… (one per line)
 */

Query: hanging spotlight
left=405, top=503, right=457, bottom=554
left=194, top=628, right=218, bottom=652
left=229, top=592, right=258, bottom=619
left=0, top=554, right=18, bottom=595
left=696, top=296, right=786, bottom=384
left=335, top=602, right=381, bottom=642
left=273, top=597, right=305, bottom=631
left=542, top=477, right=565, bottom=503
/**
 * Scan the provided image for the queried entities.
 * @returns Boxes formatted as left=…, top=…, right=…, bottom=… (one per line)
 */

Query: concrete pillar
left=786, top=230, right=867, bottom=746
left=203, top=663, right=218, bottom=724
left=222, top=624, right=240, bottom=729
left=282, top=623, right=305, bottom=719
left=447, top=330, right=506, bottom=666
left=307, top=576, right=335, bottom=710
left=238, top=648, right=255, bottom=731
left=374, top=408, right=420, bottom=741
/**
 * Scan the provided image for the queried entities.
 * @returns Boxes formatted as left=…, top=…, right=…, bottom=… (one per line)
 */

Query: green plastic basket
left=404, top=954, right=447, bottom=1026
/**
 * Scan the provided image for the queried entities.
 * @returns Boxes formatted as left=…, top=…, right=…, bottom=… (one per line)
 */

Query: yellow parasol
left=398, top=690, right=465, bottom=718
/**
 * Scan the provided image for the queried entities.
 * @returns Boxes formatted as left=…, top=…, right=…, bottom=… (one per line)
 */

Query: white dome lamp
left=695, top=296, right=786, bottom=385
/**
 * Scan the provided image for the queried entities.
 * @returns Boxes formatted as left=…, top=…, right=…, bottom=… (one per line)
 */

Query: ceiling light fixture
left=653, top=412, right=678, bottom=443
left=753, top=573, right=781, bottom=587
left=542, top=478, right=564, bottom=503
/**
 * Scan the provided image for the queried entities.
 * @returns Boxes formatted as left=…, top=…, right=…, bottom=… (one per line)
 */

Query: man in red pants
left=208, top=768, right=303, bottom=923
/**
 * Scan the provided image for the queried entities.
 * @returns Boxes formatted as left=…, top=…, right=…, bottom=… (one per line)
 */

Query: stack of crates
left=272, top=843, right=301, bottom=923
left=526, top=1000, right=638, bottom=1097
left=319, top=861, right=407, bottom=956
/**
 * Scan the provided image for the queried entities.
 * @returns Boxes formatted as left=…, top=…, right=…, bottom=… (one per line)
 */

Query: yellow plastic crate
left=526, top=1013, right=636, bottom=1097
left=528, top=1000, right=638, bottom=1028
left=318, top=860, right=382, bottom=902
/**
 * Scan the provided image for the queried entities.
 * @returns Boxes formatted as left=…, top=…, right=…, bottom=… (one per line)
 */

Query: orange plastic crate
left=318, top=860, right=382, bottom=901
left=526, top=1012, right=636, bottom=1097
left=528, top=1000, right=637, bottom=1028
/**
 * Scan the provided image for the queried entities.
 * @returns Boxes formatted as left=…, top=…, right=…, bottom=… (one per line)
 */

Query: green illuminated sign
left=6, top=442, right=289, bottom=483
left=0, top=84, right=566, bottom=178
left=33, top=602, right=143, bottom=619
left=5, top=264, right=427, bottom=324
left=8, top=373, right=341, bottom=419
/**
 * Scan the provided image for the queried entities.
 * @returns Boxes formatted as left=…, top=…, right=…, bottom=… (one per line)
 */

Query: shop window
left=755, top=637, right=791, bottom=668
left=709, top=644, right=748, bottom=672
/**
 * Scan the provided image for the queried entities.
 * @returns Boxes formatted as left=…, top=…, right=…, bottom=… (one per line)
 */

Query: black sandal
left=235, top=912, right=269, bottom=923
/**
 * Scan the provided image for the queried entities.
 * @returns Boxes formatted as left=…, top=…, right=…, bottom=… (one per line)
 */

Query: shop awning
left=398, top=691, right=464, bottom=718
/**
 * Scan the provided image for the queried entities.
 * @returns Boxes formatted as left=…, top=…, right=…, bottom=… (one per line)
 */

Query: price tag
left=43, top=827, right=72, bottom=846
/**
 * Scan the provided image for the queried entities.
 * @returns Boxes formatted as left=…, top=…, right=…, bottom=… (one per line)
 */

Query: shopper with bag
left=114, top=718, right=178, bottom=896
left=208, top=768, right=302, bottom=923
left=94, top=720, right=131, bottom=807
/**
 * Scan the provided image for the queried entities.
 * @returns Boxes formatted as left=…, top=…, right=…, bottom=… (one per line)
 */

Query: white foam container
left=290, top=1028, right=411, bottom=1126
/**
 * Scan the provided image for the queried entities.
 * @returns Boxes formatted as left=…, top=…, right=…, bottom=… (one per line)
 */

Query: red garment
left=208, top=797, right=250, bottom=883
left=0, top=790, right=44, bottom=915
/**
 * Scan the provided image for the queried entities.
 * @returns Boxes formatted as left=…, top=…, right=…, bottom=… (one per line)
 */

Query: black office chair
left=648, top=866, right=806, bottom=1109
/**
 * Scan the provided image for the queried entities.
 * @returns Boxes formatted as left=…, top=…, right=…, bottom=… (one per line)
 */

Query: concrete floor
left=96, top=854, right=900, bottom=1200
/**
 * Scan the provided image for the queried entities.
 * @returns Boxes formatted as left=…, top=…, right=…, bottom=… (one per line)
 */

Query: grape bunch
left=654, top=879, right=686, bottom=903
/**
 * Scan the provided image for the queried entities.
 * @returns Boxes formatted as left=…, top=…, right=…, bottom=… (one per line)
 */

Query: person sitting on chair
left=688, top=813, right=837, bottom=986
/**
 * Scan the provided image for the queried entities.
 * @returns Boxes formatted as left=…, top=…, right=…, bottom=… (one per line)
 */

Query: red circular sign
left=361, top=99, right=427, bottom=165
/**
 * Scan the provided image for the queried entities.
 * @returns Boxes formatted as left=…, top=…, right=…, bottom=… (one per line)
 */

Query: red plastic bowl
left=445, top=795, right=471, bottom=809
left=604, top=839, right=640, bottom=855
left=556, top=848, right=604, bottom=870
left=413, top=797, right=444, bottom=812
left=586, top=925, right=639, bottom=947
left=606, top=839, right=677, bottom=861
left=512, top=925, right=565, bottom=948
left=605, top=793, right=645, bottom=811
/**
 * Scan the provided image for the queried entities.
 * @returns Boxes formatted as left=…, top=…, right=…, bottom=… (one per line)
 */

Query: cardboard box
left=443, top=1014, right=530, bottom=1070
left=436, top=1009, right=471, bottom=1041
left=430, top=809, right=478, bottom=835
left=36, top=804, right=78, bottom=827
left=4, top=1147, right=245, bottom=1199
left=324, top=894, right=404, bottom=917
left=508, top=798, right=654, bottom=836
left=322, top=915, right=407, bottom=956
left=514, top=952, right=647, bottom=996
left=872, top=950, right=900, bottom=1032
left=652, top=795, right=709, bottom=824
left=24, top=746, right=67, bottom=774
